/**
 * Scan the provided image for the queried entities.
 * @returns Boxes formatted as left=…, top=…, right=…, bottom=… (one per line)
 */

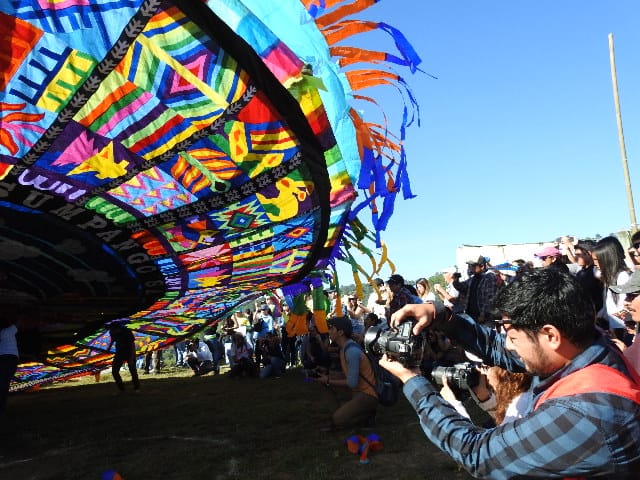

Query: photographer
left=316, top=316, right=377, bottom=431
left=185, top=338, right=214, bottom=376
left=380, top=269, right=640, bottom=479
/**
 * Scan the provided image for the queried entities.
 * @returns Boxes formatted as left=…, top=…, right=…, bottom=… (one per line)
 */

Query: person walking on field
left=107, top=322, right=140, bottom=392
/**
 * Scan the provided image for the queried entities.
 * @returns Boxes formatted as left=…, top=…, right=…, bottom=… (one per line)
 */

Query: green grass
left=0, top=365, right=473, bottom=480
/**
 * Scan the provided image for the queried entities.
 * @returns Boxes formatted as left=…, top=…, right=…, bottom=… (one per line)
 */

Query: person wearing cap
left=382, top=268, right=640, bottom=479
left=316, top=316, right=377, bottom=430
left=453, top=255, right=498, bottom=323
left=433, top=266, right=460, bottom=311
left=610, top=271, right=640, bottom=374
left=626, top=230, right=640, bottom=269
left=534, top=245, right=569, bottom=273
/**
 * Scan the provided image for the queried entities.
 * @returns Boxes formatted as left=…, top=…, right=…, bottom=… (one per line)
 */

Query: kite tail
left=301, top=0, right=423, bottom=247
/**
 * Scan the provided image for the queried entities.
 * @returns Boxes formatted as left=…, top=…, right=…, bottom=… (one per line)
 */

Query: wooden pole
left=608, top=33, right=638, bottom=232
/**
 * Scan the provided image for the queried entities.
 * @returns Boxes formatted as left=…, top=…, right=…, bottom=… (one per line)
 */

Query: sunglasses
left=634, top=242, right=640, bottom=250
left=538, top=256, right=549, bottom=261
left=625, top=292, right=640, bottom=302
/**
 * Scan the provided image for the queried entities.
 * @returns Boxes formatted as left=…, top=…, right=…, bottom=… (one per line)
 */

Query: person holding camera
left=185, top=338, right=214, bottom=376
left=316, top=316, right=377, bottom=431
left=380, top=269, right=640, bottom=479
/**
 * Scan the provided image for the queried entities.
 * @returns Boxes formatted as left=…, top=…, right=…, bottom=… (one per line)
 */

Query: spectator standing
left=610, top=270, right=640, bottom=373
left=203, top=331, right=225, bottom=375
left=433, top=266, right=461, bottom=312
left=415, top=277, right=436, bottom=302
left=0, top=317, right=19, bottom=413
left=592, top=236, right=632, bottom=335
left=626, top=230, right=640, bottom=269
left=386, top=274, right=421, bottom=320
left=107, top=322, right=140, bottom=392
left=366, top=278, right=388, bottom=320
left=454, top=256, right=498, bottom=324
left=346, top=294, right=369, bottom=344
left=534, top=246, right=569, bottom=273
left=174, top=340, right=187, bottom=367
left=571, top=240, right=604, bottom=313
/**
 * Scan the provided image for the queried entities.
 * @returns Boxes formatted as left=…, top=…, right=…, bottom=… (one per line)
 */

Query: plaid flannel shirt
left=404, top=313, right=640, bottom=479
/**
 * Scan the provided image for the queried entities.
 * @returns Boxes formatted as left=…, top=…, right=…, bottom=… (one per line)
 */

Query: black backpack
left=345, top=343, right=401, bottom=407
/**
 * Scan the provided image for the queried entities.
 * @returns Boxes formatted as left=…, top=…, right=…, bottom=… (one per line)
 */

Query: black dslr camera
left=431, top=363, right=480, bottom=390
left=363, top=321, right=424, bottom=367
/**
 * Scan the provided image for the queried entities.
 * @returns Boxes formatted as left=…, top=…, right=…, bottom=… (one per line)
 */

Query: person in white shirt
left=366, top=278, right=388, bottom=321
left=433, top=266, right=460, bottom=311
left=186, top=338, right=213, bottom=376
left=416, top=278, right=437, bottom=303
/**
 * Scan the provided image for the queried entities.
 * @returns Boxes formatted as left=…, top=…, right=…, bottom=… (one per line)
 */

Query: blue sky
left=335, top=0, right=640, bottom=283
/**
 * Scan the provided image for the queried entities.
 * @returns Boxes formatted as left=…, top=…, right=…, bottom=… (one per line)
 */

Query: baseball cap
left=327, top=316, right=353, bottom=336
left=534, top=246, right=561, bottom=258
left=441, top=266, right=458, bottom=274
left=466, top=255, right=487, bottom=266
left=610, top=270, right=640, bottom=295
left=387, top=274, right=405, bottom=285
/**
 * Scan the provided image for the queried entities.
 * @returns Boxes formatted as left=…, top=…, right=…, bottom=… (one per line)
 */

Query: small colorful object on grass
left=345, top=433, right=383, bottom=464
left=101, top=469, right=124, bottom=480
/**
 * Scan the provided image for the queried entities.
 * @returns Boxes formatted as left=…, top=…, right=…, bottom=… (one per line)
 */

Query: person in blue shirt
left=382, top=269, right=640, bottom=479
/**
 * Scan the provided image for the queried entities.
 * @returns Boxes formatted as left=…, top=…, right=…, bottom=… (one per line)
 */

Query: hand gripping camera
left=431, top=363, right=480, bottom=390
left=363, top=321, right=424, bottom=367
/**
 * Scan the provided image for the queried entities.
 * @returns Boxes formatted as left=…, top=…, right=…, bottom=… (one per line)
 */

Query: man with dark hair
left=381, top=269, right=640, bottom=479
left=571, top=240, right=604, bottom=313
left=317, top=316, right=377, bottom=430
left=386, top=274, right=419, bottom=319
left=454, top=255, right=498, bottom=323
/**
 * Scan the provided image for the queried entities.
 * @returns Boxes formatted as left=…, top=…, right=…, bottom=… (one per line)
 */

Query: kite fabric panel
left=0, top=0, right=421, bottom=390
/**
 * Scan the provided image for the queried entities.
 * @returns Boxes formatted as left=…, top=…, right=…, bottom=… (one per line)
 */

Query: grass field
left=0, top=365, right=473, bottom=480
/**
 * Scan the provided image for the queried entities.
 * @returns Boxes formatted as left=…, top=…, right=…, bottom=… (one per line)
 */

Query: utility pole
left=608, top=33, right=638, bottom=233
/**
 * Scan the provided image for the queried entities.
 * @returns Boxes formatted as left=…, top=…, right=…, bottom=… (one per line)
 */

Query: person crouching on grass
left=316, top=316, right=377, bottom=431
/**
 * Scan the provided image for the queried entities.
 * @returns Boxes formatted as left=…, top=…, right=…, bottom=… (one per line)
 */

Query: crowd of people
left=3, top=232, right=640, bottom=477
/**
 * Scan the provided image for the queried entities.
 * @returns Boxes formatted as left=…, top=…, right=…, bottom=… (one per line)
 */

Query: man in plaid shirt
left=382, top=269, right=640, bottom=479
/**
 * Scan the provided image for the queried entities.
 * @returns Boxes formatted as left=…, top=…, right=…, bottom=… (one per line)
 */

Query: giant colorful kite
left=1, top=0, right=420, bottom=390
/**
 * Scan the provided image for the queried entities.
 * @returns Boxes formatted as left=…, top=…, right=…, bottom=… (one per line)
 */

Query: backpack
left=345, top=343, right=401, bottom=407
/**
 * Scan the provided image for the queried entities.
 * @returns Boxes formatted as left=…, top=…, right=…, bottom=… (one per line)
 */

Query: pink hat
left=535, top=246, right=561, bottom=258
